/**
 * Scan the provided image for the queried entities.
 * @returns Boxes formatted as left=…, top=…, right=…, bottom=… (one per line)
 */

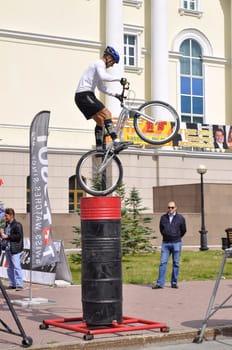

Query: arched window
left=180, top=39, right=203, bottom=123
left=69, top=175, right=85, bottom=212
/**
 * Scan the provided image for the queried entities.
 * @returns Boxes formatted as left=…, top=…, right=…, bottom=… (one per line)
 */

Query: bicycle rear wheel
left=133, top=100, right=180, bottom=145
left=76, top=149, right=123, bottom=196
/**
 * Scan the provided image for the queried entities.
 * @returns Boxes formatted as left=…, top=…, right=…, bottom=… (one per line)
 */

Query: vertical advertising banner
left=30, top=111, right=59, bottom=269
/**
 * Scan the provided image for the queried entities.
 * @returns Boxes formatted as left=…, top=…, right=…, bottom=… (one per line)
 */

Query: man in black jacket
left=1, top=208, right=24, bottom=290
left=152, top=201, right=186, bottom=289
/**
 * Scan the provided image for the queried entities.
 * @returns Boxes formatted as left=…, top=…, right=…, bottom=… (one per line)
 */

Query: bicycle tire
left=133, top=100, right=180, bottom=145
left=76, top=149, right=123, bottom=196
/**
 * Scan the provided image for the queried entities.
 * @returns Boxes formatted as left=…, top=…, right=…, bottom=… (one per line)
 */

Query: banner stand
left=0, top=111, right=71, bottom=307
left=11, top=111, right=63, bottom=306
left=31, top=111, right=61, bottom=303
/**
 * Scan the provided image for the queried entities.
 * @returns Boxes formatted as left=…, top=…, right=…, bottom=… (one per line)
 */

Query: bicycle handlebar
left=115, top=80, right=130, bottom=106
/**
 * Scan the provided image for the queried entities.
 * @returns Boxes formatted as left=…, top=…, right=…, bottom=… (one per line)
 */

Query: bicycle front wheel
left=76, top=149, right=123, bottom=196
left=134, top=100, right=180, bottom=145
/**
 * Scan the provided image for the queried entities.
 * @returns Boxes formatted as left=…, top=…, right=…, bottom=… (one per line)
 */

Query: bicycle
left=76, top=81, right=180, bottom=196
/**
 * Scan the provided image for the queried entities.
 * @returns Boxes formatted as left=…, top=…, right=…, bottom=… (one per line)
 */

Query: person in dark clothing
left=213, top=127, right=227, bottom=150
left=152, top=201, right=186, bottom=289
left=0, top=208, right=24, bottom=290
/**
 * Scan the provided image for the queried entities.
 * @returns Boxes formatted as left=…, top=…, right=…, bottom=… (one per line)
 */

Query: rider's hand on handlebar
left=120, top=78, right=127, bottom=86
left=115, top=93, right=123, bottom=102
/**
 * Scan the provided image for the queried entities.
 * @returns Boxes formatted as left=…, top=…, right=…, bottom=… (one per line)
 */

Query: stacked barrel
left=80, top=197, right=122, bottom=325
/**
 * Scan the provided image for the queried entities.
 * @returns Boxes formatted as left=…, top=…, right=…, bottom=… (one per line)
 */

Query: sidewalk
left=0, top=280, right=232, bottom=350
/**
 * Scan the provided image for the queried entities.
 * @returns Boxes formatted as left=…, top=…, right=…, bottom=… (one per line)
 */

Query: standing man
left=1, top=208, right=24, bottom=291
left=152, top=201, right=186, bottom=289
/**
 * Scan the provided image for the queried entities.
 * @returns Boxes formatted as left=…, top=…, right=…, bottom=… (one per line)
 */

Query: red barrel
left=80, top=197, right=122, bottom=326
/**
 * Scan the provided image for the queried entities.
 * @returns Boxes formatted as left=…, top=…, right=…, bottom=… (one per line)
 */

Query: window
left=69, top=175, right=85, bottom=212
left=179, top=0, right=202, bottom=18
left=180, top=39, right=204, bottom=124
left=123, top=25, right=143, bottom=73
left=183, top=0, right=196, bottom=10
left=124, top=34, right=136, bottom=66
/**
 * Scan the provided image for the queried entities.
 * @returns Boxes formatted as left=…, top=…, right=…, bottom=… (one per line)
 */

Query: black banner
left=30, top=111, right=59, bottom=268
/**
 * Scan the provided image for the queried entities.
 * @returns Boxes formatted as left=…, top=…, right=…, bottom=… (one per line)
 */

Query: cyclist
left=75, top=45, right=128, bottom=151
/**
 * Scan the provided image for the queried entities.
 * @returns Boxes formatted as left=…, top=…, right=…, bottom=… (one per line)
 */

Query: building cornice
left=1, top=145, right=232, bottom=160
left=0, top=29, right=102, bottom=49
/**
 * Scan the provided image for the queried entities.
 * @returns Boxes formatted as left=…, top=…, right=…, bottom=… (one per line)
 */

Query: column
left=151, top=0, right=169, bottom=102
left=105, top=0, right=124, bottom=116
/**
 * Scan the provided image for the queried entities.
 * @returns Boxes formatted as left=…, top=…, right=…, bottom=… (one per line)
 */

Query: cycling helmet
left=104, top=46, right=120, bottom=63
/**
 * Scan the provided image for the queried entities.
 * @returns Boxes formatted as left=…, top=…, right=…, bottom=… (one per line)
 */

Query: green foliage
left=114, top=185, right=156, bottom=255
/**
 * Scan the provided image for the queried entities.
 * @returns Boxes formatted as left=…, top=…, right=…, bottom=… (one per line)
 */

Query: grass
left=69, top=250, right=232, bottom=285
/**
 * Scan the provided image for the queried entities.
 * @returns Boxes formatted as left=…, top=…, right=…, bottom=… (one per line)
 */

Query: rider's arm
left=96, top=60, right=120, bottom=96
left=96, top=60, right=120, bottom=83
left=97, top=79, right=117, bottom=96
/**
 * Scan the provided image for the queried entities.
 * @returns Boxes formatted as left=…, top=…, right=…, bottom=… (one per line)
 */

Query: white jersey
left=76, top=59, right=120, bottom=96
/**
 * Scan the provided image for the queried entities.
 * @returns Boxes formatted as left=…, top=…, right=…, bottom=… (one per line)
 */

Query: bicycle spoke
left=76, top=150, right=123, bottom=196
left=134, top=101, right=180, bottom=145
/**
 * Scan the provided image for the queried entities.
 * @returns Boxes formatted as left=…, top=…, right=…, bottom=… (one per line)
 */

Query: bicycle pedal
left=114, top=142, right=133, bottom=153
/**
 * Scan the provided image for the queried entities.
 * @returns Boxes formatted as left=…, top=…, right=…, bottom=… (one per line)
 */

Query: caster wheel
left=193, top=336, right=203, bottom=343
left=22, top=336, right=33, bottom=347
left=161, top=326, right=170, bottom=333
left=83, top=334, right=94, bottom=341
left=39, top=323, right=48, bottom=330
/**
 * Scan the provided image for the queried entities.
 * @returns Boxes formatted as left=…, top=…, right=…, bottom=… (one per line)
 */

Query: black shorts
left=75, top=91, right=105, bottom=119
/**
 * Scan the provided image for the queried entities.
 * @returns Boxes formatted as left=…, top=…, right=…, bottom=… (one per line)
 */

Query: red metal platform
left=40, top=316, right=169, bottom=341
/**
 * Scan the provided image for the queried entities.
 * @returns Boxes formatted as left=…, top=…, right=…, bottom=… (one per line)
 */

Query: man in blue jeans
left=1, top=208, right=24, bottom=291
left=152, top=201, right=186, bottom=289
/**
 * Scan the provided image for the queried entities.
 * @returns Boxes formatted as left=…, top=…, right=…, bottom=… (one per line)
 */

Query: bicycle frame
left=115, top=107, right=130, bottom=140
left=95, top=83, right=169, bottom=175
left=96, top=86, right=142, bottom=174
left=116, top=88, right=160, bottom=139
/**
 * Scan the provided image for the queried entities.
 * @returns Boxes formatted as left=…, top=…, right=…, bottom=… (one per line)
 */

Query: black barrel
left=80, top=197, right=122, bottom=326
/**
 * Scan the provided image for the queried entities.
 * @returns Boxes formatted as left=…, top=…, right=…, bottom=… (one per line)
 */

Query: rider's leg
left=92, top=114, right=104, bottom=150
left=93, top=108, right=120, bottom=144
left=93, top=108, right=131, bottom=151
left=94, top=125, right=104, bottom=150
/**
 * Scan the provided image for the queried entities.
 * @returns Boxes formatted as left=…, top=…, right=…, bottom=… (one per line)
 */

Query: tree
left=115, top=185, right=156, bottom=255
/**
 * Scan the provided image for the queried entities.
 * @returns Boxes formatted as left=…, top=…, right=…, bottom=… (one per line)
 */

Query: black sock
left=95, top=125, right=104, bottom=147
left=104, top=119, right=117, bottom=140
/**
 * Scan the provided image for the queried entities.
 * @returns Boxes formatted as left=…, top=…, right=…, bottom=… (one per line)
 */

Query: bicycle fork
left=97, top=148, right=115, bottom=174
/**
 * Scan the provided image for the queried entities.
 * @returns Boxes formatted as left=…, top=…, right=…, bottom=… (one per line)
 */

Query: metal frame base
left=193, top=248, right=232, bottom=343
left=40, top=315, right=169, bottom=341
left=0, top=279, right=33, bottom=347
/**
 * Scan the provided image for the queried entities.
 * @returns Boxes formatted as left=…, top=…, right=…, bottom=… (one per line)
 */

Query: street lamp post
left=197, top=165, right=209, bottom=251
